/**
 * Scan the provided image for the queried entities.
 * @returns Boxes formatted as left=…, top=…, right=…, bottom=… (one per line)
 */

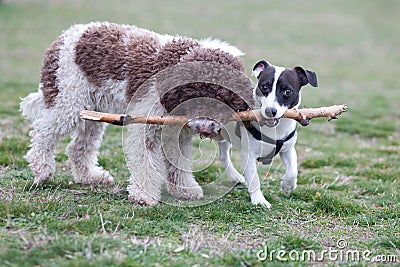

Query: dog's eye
left=259, top=83, right=271, bottom=93
left=282, top=88, right=292, bottom=96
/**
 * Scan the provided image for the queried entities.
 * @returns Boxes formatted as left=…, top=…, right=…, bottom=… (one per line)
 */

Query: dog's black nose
left=264, top=107, right=277, bottom=117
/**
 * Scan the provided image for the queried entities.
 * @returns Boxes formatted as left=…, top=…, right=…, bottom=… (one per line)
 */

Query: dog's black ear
left=252, top=60, right=270, bottom=78
left=294, top=66, right=318, bottom=87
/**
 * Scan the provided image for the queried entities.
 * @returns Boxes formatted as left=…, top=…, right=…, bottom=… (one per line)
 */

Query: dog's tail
left=20, top=89, right=45, bottom=122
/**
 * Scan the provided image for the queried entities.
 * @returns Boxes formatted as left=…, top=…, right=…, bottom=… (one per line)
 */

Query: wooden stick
left=80, top=104, right=348, bottom=127
left=282, top=105, right=348, bottom=125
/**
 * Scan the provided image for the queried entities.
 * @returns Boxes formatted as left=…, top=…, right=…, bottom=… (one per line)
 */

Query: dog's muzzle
left=187, top=117, right=222, bottom=139
left=262, top=117, right=280, bottom=127
left=262, top=107, right=280, bottom=127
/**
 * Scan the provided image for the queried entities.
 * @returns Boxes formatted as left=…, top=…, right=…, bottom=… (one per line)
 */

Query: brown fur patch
left=125, top=37, right=200, bottom=102
left=40, top=36, right=64, bottom=108
left=159, top=47, right=253, bottom=122
left=125, top=34, right=160, bottom=101
left=74, top=24, right=127, bottom=87
left=154, top=38, right=200, bottom=72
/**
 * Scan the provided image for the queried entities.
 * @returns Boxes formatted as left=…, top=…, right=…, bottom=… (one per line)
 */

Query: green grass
left=1, top=0, right=400, bottom=266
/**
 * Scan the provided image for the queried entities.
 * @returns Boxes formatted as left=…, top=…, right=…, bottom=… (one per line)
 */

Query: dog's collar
left=241, top=121, right=297, bottom=164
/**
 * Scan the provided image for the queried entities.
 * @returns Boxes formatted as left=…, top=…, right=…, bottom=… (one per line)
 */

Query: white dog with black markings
left=217, top=60, right=318, bottom=207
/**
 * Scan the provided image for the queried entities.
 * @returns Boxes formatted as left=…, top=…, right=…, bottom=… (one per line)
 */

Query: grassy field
left=1, top=0, right=399, bottom=266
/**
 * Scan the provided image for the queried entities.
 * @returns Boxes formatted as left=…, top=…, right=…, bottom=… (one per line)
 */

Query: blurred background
left=0, top=0, right=399, bottom=153
left=1, top=1, right=399, bottom=100
left=1, top=0, right=399, bottom=139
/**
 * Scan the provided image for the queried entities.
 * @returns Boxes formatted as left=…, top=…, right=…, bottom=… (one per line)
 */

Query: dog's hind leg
left=25, top=112, right=75, bottom=185
left=66, top=120, right=114, bottom=185
left=163, top=128, right=203, bottom=200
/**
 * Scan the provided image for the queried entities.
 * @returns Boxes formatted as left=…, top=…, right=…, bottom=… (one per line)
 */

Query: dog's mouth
left=263, top=117, right=280, bottom=128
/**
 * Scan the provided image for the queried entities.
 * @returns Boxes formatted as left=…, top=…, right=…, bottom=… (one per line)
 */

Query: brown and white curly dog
left=20, top=22, right=252, bottom=205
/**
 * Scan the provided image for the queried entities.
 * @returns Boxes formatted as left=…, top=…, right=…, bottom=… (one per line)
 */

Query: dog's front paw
left=280, top=179, right=297, bottom=194
left=226, top=168, right=245, bottom=184
left=127, top=183, right=160, bottom=206
left=228, top=172, right=245, bottom=184
left=183, top=185, right=204, bottom=200
left=27, top=158, right=55, bottom=185
left=187, top=117, right=222, bottom=139
left=129, top=195, right=159, bottom=206
left=250, top=190, right=272, bottom=208
left=167, top=184, right=204, bottom=200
